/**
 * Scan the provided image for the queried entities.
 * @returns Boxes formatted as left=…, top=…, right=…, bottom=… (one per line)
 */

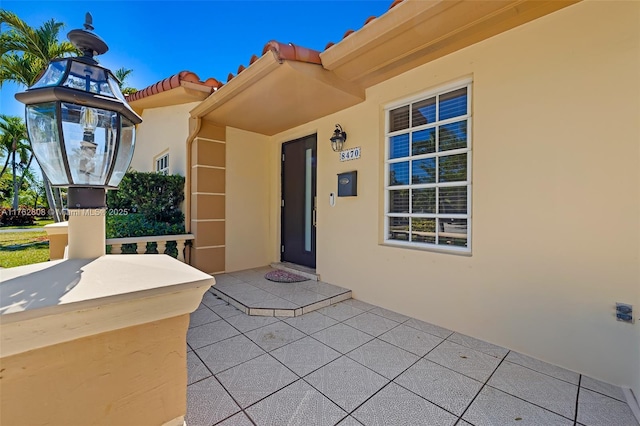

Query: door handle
left=313, top=196, right=317, bottom=227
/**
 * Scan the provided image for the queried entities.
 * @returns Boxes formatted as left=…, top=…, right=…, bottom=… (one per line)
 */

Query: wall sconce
left=330, top=124, right=347, bottom=152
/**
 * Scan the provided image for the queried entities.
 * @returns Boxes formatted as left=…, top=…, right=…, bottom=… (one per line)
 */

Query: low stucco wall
left=254, top=0, right=639, bottom=395
left=44, top=221, right=69, bottom=261
left=0, top=255, right=212, bottom=426
left=0, top=315, right=188, bottom=426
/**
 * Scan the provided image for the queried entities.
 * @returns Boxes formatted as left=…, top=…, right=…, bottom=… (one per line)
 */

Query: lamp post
left=15, top=13, right=142, bottom=259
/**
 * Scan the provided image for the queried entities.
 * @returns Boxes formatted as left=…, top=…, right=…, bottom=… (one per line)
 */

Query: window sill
left=381, top=240, right=472, bottom=257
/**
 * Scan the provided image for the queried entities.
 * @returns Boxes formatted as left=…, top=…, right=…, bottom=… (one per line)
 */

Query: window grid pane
left=389, top=161, right=409, bottom=186
left=388, top=217, right=409, bottom=241
left=411, top=218, right=435, bottom=244
left=389, top=134, right=410, bottom=159
left=389, top=106, right=409, bottom=132
left=439, top=88, right=467, bottom=121
left=438, top=153, right=467, bottom=183
left=411, top=97, right=436, bottom=127
left=385, top=82, right=471, bottom=251
left=156, top=154, right=169, bottom=175
left=412, top=128, right=435, bottom=156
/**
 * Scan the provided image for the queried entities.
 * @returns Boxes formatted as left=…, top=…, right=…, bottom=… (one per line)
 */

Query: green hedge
left=105, top=213, right=184, bottom=238
left=106, top=171, right=186, bottom=257
left=107, top=171, right=185, bottom=224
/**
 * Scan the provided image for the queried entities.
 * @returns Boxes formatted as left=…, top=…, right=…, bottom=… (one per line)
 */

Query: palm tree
left=114, top=67, right=137, bottom=95
left=0, top=10, right=78, bottom=220
left=0, top=115, right=27, bottom=178
left=0, top=115, right=30, bottom=209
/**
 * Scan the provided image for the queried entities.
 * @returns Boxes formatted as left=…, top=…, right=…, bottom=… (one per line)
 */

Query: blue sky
left=2, top=0, right=392, bottom=117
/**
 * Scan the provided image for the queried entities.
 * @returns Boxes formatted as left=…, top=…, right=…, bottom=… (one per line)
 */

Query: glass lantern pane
left=61, top=102, right=118, bottom=186
left=107, top=72, right=127, bottom=102
left=26, top=103, right=68, bottom=185
left=31, top=60, right=67, bottom=89
left=63, top=61, right=115, bottom=97
left=108, top=117, right=136, bottom=187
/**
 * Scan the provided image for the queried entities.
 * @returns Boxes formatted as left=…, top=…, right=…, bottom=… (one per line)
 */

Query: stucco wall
left=130, top=102, right=198, bottom=176
left=1, top=315, right=189, bottom=425
left=225, top=127, right=272, bottom=272
left=266, top=1, right=639, bottom=394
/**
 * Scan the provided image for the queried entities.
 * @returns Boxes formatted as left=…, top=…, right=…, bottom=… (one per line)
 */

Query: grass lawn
left=0, top=231, right=50, bottom=268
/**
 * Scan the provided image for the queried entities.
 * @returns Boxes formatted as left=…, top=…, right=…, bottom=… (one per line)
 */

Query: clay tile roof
left=364, top=16, right=377, bottom=26
left=203, top=78, right=221, bottom=87
left=126, top=71, right=222, bottom=103
left=261, top=41, right=322, bottom=64
left=129, top=0, right=403, bottom=104
left=324, top=0, right=406, bottom=51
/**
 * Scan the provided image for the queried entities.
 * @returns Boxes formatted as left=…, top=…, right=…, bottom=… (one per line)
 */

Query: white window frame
left=155, top=152, right=169, bottom=175
left=384, top=79, right=472, bottom=253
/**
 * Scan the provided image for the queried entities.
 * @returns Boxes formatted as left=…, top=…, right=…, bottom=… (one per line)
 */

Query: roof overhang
left=128, top=82, right=213, bottom=114
left=320, top=0, right=581, bottom=88
left=190, top=51, right=365, bottom=136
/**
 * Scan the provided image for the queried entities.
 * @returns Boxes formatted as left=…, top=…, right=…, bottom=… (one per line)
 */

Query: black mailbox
left=337, top=171, right=357, bottom=197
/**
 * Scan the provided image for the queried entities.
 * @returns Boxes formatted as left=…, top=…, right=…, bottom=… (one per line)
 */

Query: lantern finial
left=84, top=12, right=94, bottom=31
left=68, top=12, right=108, bottom=64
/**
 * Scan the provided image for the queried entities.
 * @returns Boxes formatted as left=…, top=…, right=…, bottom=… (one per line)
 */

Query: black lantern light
left=330, top=124, right=347, bottom=152
left=15, top=13, right=142, bottom=208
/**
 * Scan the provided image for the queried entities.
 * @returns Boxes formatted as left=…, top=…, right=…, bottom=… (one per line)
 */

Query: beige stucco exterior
left=1, top=315, right=189, bottom=426
left=127, top=0, right=639, bottom=400
left=225, top=127, right=272, bottom=272
left=129, top=102, right=199, bottom=176
left=219, top=0, right=640, bottom=397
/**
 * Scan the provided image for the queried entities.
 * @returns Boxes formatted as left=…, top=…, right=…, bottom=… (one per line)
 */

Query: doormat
left=265, top=270, right=309, bottom=283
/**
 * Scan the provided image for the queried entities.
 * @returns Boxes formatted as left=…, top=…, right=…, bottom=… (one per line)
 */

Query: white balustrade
left=106, top=234, right=194, bottom=263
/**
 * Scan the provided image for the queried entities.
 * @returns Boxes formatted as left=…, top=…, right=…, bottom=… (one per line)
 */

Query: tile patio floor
left=208, top=266, right=351, bottom=317
left=186, top=269, right=639, bottom=426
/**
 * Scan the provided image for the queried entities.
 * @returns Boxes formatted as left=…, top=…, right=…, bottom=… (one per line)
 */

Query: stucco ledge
left=0, top=255, right=213, bottom=358
left=43, top=221, right=69, bottom=235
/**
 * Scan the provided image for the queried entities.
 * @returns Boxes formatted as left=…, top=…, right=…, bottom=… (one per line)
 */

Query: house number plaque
left=340, top=147, right=361, bottom=162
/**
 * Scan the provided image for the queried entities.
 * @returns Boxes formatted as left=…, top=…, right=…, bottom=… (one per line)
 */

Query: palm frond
left=1, top=10, right=78, bottom=66
left=0, top=52, right=44, bottom=86
left=0, top=10, right=44, bottom=59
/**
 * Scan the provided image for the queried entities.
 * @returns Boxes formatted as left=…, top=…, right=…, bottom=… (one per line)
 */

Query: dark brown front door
left=281, top=134, right=317, bottom=268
